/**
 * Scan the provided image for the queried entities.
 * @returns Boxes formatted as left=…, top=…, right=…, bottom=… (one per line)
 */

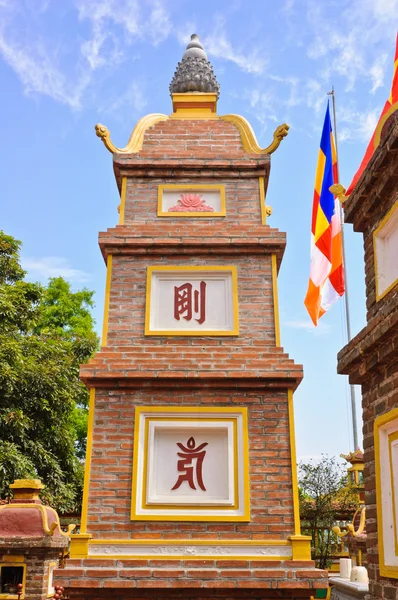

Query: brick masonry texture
left=61, top=110, right=328, bottom=595
left=85, top=388, right=294, bottom=539
left=124, top=178, right=262, bottom=225
left=54, top=559, right=328, bottom=595
left=337, top=116, right=398, bottom=600
left=0, top=545, right=62, bottom=600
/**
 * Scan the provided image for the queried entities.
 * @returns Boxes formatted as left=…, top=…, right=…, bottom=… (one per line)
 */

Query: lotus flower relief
left=168, top=193, right=214, bottom=212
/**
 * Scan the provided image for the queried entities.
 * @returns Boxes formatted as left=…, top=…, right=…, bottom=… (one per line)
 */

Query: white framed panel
left=131, top=407, right=250, bottom=521
left=374, top=201, right=398, bottom=300
left=375, top=407, right=398, bottom=578
left=158, top=184, right=226, bottom=217
left=144, top=266, right=239, bottom=336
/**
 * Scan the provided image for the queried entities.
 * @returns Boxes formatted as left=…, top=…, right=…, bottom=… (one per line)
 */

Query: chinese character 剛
left=171, top=436, right=208, bottom=491
left=174, top=281, right=206, bottom=324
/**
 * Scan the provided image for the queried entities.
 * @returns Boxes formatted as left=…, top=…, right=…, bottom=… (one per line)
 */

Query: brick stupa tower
left=56, top=34, right=327, bottom=598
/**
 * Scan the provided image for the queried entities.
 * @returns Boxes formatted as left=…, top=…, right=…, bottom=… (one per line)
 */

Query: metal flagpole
left=327, top=86, right=359, bottom=451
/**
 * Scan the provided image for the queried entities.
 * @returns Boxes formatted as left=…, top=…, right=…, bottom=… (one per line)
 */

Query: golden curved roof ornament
left=220, top=114, right=289, bottom=154
left=374, top=101, right=398, bottom=149
left=332, top=506, right=366, bottom=539
left=95, top=113, right=169, bottom=154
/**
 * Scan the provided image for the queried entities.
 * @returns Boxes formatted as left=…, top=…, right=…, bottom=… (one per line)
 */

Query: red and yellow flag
left=304, top=102, right=345, bottom=325
left=346, top=34, right=398, bottom=196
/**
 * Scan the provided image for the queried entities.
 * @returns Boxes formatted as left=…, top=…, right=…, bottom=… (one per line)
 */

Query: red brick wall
left=105, top=254, right=275, bottom=347
left=123, top=178, right=262, bottom=225
left=85, top=388, right=294, bottom=540
left=135, top=120, right=247, bottom=160
left=362, top=365, right=398, bottom=600
left=362, top=188, right=397, bottom=322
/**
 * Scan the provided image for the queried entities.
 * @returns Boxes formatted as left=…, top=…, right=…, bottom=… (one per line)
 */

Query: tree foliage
left=299, top=455, right=359, bottom=569
left=0, top=231, right=99, bottom=512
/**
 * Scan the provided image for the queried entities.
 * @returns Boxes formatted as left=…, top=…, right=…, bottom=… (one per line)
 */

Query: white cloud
left=204, top=16, right=267, bottom=75
left=305, top=0, right=396, bottom=93
left=22, top=257, right=90, bottom=283
left=102, top=81, right=147, bottom=117
left=337, top=105, right=380, bottom=143
left=369, top=53, right=388, bottom=93
left=0, top=31, right=90, bottom=109
left=283, top=319, right=331, bottom=334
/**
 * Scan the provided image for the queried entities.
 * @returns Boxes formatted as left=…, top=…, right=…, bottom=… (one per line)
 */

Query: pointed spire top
left=170, top=33, right=220, bottom=97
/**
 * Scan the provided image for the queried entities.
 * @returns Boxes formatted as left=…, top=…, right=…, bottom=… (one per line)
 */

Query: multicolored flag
left=346, top=34, right=398, bottom=196
left=304, top=102, right=345, bottom=326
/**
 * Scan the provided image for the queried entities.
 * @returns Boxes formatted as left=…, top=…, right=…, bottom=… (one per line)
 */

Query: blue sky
left=1, top=0, right=397, bottom=464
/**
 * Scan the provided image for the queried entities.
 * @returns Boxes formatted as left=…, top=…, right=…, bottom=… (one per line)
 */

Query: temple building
left=55, top=34, right=327, bottom=598
left=337, top=110, right=398, bottom=600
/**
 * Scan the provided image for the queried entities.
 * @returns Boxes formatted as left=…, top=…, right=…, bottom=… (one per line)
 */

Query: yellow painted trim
left=221, top=115, right=289, bottom=155
left=101, top=254, right=113, bottom=346
left=389, top=430, right=398, bottom=555
left=259, top=176, right=266, bottom=225
left=157, top=184, right=226, bottom=217
left=140, top=417, right=239, bottom=511
left=373, top=200, right=398, bottom=301
left=95, top=113, right=169, bottom=154
left=95, top=111, right=289, bottom=156
left=289, top=535, right=312, bottom=561
left=131, top=407, right=250, bottom=521
left=0, top=557, right=24, bottom=563
left=80, top=388, right=96, bottom=533
left=92, top=553, right=290, bottom=560
left=69, top=534, right=93, bottom=559
left=47, top=561, right=57, bottom=598
left=144, top=265, right=239, bottom=336
left=374, top=407, right=398, bottom=578
left=374, top=101, right=398, bottom=148
left=119, top=176, right=127, bottom=225
left=271, top=254, right=281, bottom=347
left=0, top=562, right=26, bottom=599
left=90, top=538, right=290, bottom=546
left=288, top=390, right=301, bottom=536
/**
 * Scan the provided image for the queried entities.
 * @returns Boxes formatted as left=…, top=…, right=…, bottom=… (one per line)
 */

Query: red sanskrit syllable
left=171, top=436, right=208, bottom=491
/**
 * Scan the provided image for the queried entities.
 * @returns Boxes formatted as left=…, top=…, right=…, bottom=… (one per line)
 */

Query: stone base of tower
left=55, top=557, right=328, bottom=598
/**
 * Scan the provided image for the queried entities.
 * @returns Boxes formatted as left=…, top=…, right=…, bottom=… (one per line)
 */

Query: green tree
left=299, top=455, right=359, bottom=569
left=0, top=231, right=99, bottom=512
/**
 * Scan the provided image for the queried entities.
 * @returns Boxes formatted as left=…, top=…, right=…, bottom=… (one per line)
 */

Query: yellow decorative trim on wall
left=80, top=388, right=96, bottom=534
left=389, top=430, right=398, bottom=556
left=144, top=265, right=239, bottom=336
left=95, top=112, right=288, bottom=156
left=221, top=115, right=289, bottom=155
left=288, top=390, right=301, bottom=536
left=69, top=534, right=93, bottom=559
left=374, top=101, right=398, bottom=149
left=95, top=113, right=169, bottom=154
left=289, top=535, right=312, bottom=561
left=374, top=407, right=398, bottom=578
left=157, top=184, right=226, bottom=217
left=373, top=200, right=398, bottom=301
left=271, top=254, right=281, bottom=347
left=119, top=176, right=127, bottom=225
left=101, top=255, right=113, bottom=346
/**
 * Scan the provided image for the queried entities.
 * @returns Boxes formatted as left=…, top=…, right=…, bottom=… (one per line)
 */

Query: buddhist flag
left=346, top=34, right=398, bottom=196
left=304, top=102, right=345, bottom=326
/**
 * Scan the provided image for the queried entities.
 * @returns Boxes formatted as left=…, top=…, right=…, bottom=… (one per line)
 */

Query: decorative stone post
left=0, top=479, right=71, bottom=600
